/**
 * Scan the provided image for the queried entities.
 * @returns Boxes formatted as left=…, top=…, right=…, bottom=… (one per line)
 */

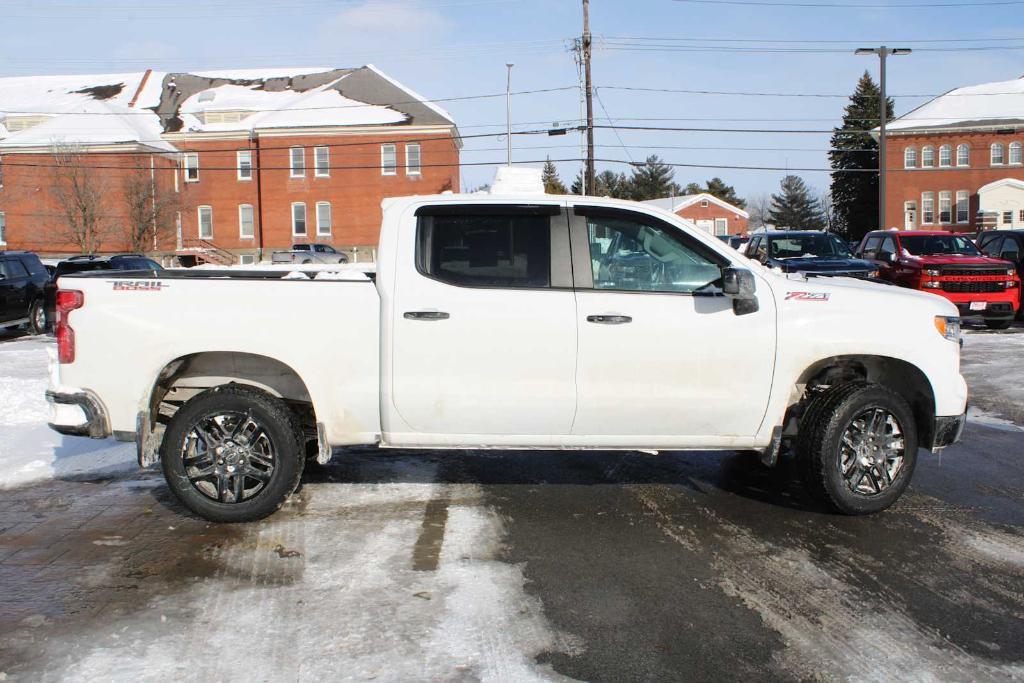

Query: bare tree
left=49, top=143, right=109, bottom=253
left=818, top=189, right=837, bottom=233
left=746, top=193, right=773, bottom=230
left=121, top=161, right=184, bottom=254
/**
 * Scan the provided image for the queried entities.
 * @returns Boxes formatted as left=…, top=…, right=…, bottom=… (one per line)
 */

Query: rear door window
left=0, top=259, right=29, bottom=279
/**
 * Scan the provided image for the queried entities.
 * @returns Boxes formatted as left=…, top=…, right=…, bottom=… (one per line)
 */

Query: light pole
left=856, top=46, right=911, bottom=230
left=505, top=62, right=514, bottom=166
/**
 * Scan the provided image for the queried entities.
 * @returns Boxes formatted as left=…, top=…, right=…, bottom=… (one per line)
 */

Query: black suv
left=745, top=231, right=878, bottom=278
left=977, top=230, right=1024, bottom=316
left=1, top=251, right=50, bottom=334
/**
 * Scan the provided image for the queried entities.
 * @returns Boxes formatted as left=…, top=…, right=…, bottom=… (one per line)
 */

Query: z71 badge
left=111, top=281, right=168, bottom=292
left=785, top=291, right=830, bottom=302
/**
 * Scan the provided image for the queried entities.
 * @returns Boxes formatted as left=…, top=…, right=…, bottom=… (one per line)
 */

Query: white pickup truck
left=47, top=187, right=968, bottom=522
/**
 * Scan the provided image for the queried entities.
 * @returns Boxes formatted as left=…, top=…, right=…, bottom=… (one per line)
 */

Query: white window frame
left=184, top=152, right=199, bottom=182
left=955, top=190, right=969, bottom=224
left=921, top=146, right=935, bottom=168
left=239, top=254, right=256, bottom=265
left=938, top=145, right=952, bottom=168
left=1010, top=141, right=1023, bottom=165
left=904, top=147, right=917, bottom=169
left=405, top=143, right=421, bottom=176
left=991, top=143, right=1005, bottom=165
left=700, top=199, right=709, bottom=208
left=956, top=144, right=969, bottom=167
left=290, top=147, right=306, bottom=178
left=921, top=192, right=935, bottom=224
left=0, top=211, right=5, bottom=245
left=237, top=150, right=253, bottom=181
left=714, top=218, right=728, bottom=236
left=315, top=201, right=332, bottom=236
left=938, top=191, right=952, bottom=224
left=291, top=202, right=307, bottom=237
left=238, top=204, right=255, bottom=239
left=381, top=144, right=397, bottom=176
left=314, top=146, right=330, bottom=177
left=1003, top=211, right=1014, bottom=225
left=198, top=205, right=213, bottom=239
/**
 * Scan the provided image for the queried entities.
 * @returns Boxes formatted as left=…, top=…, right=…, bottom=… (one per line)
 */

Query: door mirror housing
left=877, top=249, right=896, bottom=263
left=722, top=267, right=758, bottom=315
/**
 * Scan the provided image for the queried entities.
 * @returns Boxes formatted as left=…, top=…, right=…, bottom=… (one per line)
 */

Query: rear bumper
left=926, top=408, right=967, bottom=451
left=46, top=390, right=109, bottom=439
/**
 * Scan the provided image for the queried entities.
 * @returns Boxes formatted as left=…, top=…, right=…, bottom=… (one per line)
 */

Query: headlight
left=923, top=281, right=941, bottom=288
left=869, top=270, right=880, bottom=278
left=1007, top=269, right=1016, bottom=276
left=925, top=268, right=942, bottom=276
left=934, top=315, right=961, bottom=343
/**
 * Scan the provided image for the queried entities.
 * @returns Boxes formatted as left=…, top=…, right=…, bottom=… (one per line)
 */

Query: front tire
left=160, top=384, right=305, bottom=522
left=797, top=382, right=918, bottom=515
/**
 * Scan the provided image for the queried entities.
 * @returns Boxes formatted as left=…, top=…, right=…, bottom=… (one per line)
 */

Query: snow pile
left=887, top=76, right=1024, bottom=131
left=0, top=335, right=134, bottom=488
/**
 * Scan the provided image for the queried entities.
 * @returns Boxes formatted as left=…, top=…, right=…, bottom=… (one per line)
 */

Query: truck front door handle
left=404, top=311, right=450, bottom=321
left=586, top=314, right=632, bottom=325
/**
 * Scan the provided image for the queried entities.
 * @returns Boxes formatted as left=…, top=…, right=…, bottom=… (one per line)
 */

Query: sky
left=1, top=0, right=1023, bottom=203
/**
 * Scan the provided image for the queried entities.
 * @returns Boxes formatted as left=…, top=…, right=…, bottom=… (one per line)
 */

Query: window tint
left=585, top=214, right=721, bottom=293
left=878, top=236, right=897, bottom=258
left=55, top=260, right=111, bottom=277
left=19, top=254, right=46, bottom=277
left=901, top=234, right=980, bottom=256
left=981, top=235, right=1004, bottom=257
left=1, top=259, right=29, bottom=278
left=768, top=233, right=852, bottom=259
left=1002, top=237, right=1021, bottom=261
left=418, top=213, right=551, bottom=288
left=861, top=235, right=883, bottom=259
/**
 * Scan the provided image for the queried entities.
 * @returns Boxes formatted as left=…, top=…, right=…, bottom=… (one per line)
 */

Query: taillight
left=56, top=290, right=84, bottom=364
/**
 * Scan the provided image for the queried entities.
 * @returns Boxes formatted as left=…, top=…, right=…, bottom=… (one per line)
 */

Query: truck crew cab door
left=388, top=203, right=577, bottom=445
left=570, top=206, right=776, bottom=442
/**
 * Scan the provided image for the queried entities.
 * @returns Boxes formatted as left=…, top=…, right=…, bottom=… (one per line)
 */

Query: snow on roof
left=886, top=76, right=1024, bottom=133
left=643, top=193, right=750, bottom=219
left=188, top=67, right=333, bottom=80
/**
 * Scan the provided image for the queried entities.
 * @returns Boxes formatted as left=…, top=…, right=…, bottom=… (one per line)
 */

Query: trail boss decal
left=111, top=281, right=168, bottom=292
left=785, top=291, right=830, bottom=302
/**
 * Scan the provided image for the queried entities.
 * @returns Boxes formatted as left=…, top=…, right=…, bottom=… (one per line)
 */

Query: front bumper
left=952, top=301, right=1016, bottom=320
left=926, top=408, right=967, bottom=451
left=46, top=390, right=109, bottom=439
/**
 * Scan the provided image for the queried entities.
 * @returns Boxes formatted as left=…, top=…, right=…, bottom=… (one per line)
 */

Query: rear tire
left=160, top=384, right=305, bottom=522
left=985, top=318, right=1013, bottom=330
left=797, top=382, right=918, bottom=515
left=29, top=300, right=47, bottom=335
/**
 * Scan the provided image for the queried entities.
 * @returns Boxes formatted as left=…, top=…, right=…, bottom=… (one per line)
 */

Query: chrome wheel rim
left=181, top=411, right=276, bottom=503
left=33, top=305, right=45, bottom=331
left=838, top=407, right=906, bottom=496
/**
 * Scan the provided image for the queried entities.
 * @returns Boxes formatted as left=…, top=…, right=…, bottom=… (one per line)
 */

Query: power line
left=598, top=85, right=1024, bottom=98
left=602, top=34, right=1024, bottom=43
left=598, top=41, right=1024, bottom=53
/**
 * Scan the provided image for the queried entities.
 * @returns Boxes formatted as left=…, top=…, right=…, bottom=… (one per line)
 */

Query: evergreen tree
left=768, top=175, right=826, bottom=229
left=703, top=177, right=745, bottom=209
left=627, top=155, right=680, bottom=200
left=541, top=157, right=567, bottom=194
left=829, top=71, right=894, bottom=240
left=570, top=168, right=632, bottom=198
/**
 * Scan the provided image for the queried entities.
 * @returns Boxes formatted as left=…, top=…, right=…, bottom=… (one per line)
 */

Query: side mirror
left=722, top=267, right=759, bottom=315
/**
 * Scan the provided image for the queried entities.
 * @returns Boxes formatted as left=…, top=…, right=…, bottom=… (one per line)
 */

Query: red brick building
left=883, top=76, right=1024, bottom=233
left=643, top=194, right=749, bottom=235
left=0, top=66, right=460, bottom=264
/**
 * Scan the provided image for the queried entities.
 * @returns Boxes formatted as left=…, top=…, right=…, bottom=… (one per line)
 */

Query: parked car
left=48, top=191, right=968, bottom=522
left=716, top=234, right=750, bottom=252
left=0, top=251, right=49, bottom=334
left=745, top=231, right=878, bottom=279
left=271, top=243, right=349, bottom=265
left=977, top=230, right=1024, bottom=316
left=855, top=230, right=1019, bottom=330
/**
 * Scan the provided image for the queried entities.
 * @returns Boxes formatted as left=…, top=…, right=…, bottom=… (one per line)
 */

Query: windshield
left=901, top=235, right=981, bottom=256
left=768, top=233, right=852, bottom=259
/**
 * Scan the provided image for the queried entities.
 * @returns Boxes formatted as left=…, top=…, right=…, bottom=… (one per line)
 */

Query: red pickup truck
left=856, top=230, right=1020, bottom=330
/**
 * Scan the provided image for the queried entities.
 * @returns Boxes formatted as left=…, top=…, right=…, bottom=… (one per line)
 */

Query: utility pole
left=856, top=46, right=911, bottom=230
left=505, top=63, right=514, bottom=166
left=582, top=0, right=595, bottom=195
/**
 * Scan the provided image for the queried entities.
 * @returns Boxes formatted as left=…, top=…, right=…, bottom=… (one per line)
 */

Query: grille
left=941, top=281, right=1006, bottom=293
left=939, top=267, right=1004, bottom=277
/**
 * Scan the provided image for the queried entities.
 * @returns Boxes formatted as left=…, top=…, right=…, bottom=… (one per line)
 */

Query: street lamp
left=856, top=46, right=911, bottom=230
left=505, top=63, right=514, bottom=166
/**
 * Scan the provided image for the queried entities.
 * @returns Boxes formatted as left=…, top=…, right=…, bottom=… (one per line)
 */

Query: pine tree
left=768, top=175, right=826, bottom=229
left=628, top=155, right=680, bottom=200
left=703, top=177, right=745, bottom=209
left=829, top=71, right=894, bottom=240
left=570, top=168, right=632, bottom=198
left=541, top=157, right=567, bottom=194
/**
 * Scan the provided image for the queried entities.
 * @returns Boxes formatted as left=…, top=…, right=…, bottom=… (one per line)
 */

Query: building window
left=938, top=191, right=952, bottom=223
left=406, top=143, right=421, bottom=175
left=198, top=205, right=213, bottom=239
left=991, top=143, right=1005, bottom=165
left=956, top=144, right=969, bottom=167
left=237, top=150, right=253, bottom=180
left=184, top=152, right=199, bottom=182
left=290, top=147, right=306, bottom=178
left=922, top=192, right=935, bottom=224
left=904, top=147, right=917, bottom=168
left=239, top=204, right=254, bottom=238
left=314, top=146, right=330, bottom=177
left=714, top=218, right=728, bottom=236
left=239, top=254, right=256, bottom=265
left=1004, top=211, right=1014, bottom=225
left=292, top=202, right=307, bottom=236
left=939, top=145, right=952, bottom=167
left=922, top=146, right=935, bottom=168
left=316, top=201, right=332, bottom=236
left=700, top=199, right=709, bottom=208
left=1010, top=141, right=1023, bottom=165
left=956, top=190, right=969, bottom=223
left=0, top=211, right=5, bottom=245
left=381, top=144, right=397, bottom=175
left=1020, top=209, right=1024, bottom=223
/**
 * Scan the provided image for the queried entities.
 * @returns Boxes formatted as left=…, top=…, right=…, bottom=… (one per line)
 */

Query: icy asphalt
left=1, top=327, right=1023, bottom=682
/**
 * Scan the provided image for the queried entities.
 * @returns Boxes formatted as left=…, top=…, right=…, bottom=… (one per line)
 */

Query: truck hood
left=764, top=269, right=958, bottom=316
left=770, top=256, right=876, bottom=274
left=903, top=254, right=1011, bottom=267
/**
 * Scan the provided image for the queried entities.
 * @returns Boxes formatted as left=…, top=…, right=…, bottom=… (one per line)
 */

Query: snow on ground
left=0, top=333, right=134, bottom=489
left=960, top=327, right=1024, bottom=427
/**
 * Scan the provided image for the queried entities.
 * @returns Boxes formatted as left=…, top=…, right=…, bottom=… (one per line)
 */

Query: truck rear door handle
left=404, top=311, right=450, bottom=321
left=586, top=314, right=632, bottom=325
